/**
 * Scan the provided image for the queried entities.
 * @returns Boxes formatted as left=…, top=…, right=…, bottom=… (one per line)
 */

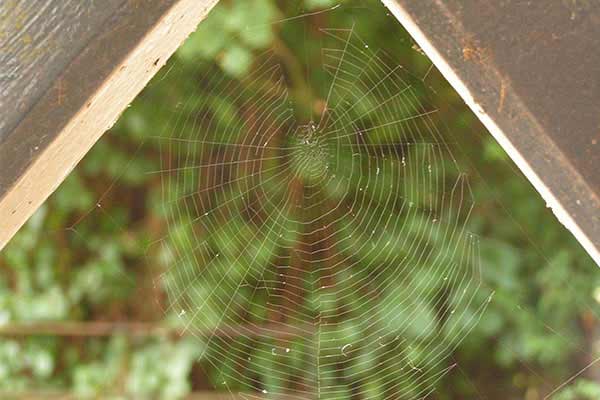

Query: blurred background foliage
left=1, top=0, right=600, bottom=399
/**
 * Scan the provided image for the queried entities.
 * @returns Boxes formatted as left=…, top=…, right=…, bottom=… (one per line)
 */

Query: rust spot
left=54, top=79, right=66, bottom=106
left=498, top=78, right=507, bottom=113
left=461, top=37, right=490, bottom=64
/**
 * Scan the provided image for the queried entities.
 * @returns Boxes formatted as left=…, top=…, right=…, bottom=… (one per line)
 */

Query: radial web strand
left=153, top=23, right=491, bottom=400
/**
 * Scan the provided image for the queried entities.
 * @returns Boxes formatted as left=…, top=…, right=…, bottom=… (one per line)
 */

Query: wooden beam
left=0, top=392, right=270, bottom=400
left=0, top=321, right=313, bottom=338
left=382, top=0, right=600, bottom=266
left=0, top=0, right=219, bottom=251
left=0, top=392, right=306, bottom=400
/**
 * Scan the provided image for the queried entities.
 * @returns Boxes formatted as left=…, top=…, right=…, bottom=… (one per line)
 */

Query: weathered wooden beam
left=0, top=0, right=219, bottom=250
left=2, top=392, right=302, bottom=400
left=382, top=0, right=600, bottom=266
left=1, top=392, right=271, bottom=400
left=0, top=321, right=313, bottom=338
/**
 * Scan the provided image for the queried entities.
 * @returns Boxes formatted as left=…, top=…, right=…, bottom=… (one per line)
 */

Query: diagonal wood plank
left=382, top=0, right=600, bottom=266
left=0, top=0, right=219, bottom=250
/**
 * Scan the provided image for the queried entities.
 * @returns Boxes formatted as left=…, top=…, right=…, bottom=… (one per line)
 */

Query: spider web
left=153, top=19, right=492, bottom=400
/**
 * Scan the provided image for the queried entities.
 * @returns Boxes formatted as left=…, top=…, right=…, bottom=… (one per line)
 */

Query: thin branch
left=0, top=321, right=314, bottom=339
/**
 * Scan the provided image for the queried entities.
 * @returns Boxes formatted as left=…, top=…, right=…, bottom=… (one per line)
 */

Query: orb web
left=155, top=23, right=491, bottom=399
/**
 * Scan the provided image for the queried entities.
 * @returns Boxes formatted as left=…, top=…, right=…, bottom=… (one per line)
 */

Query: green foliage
left=305, top=0, right=341, bottom=10
left=554, top=379, right=600, bottom=400
left=125, top=338, right=204, bottom=399
left=1, top=0, right=599, bottom=399
left=178, top=0, right=276, bottom=77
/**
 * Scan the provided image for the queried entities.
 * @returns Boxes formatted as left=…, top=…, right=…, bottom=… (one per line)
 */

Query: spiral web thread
left=155, top=23, right=492, bottom=399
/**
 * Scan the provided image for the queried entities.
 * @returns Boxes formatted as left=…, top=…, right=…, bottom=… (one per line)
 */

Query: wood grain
left=0, top=0, right=219, bottom=250
left=382, top=0, right=600, bottom=266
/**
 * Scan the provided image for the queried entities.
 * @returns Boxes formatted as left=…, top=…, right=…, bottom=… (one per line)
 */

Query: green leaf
left=219, top=45, right=253, bottom=78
